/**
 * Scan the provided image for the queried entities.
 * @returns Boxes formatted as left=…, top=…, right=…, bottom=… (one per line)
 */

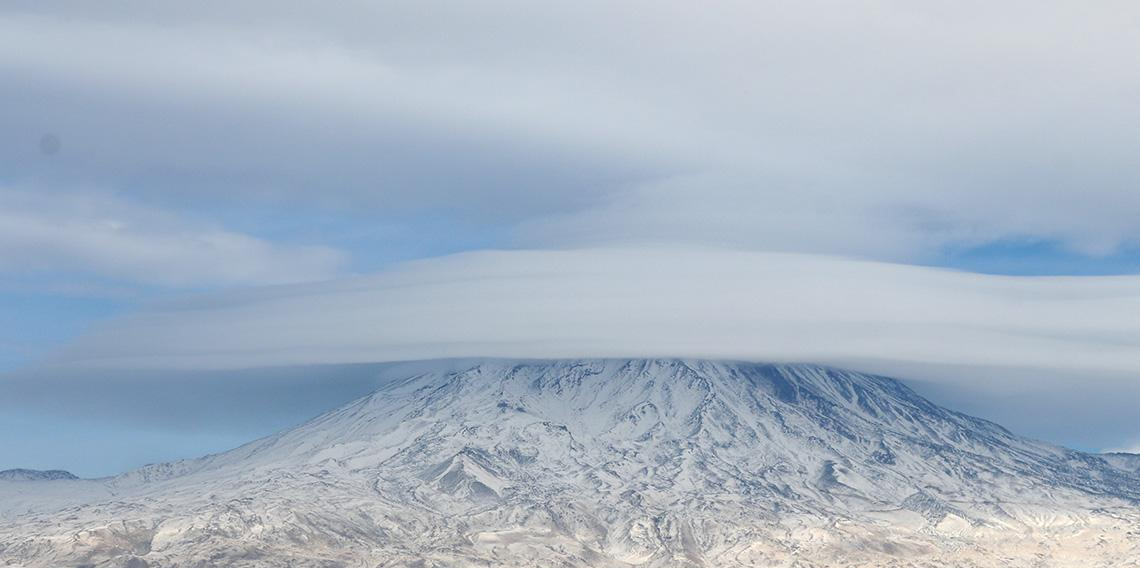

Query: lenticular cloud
left=52, top=247, right=1140, bottom=375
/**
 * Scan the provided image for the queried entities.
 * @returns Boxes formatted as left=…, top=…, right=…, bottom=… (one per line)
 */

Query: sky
left=3, top=1, right=1140, bottom=476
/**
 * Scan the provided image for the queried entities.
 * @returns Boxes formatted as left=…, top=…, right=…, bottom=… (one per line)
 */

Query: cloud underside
left=56, top=248, right=1140, bottom=375
left=4, top=1, right=1140, bottom=272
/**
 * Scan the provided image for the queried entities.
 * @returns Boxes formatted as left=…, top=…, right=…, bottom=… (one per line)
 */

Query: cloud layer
left=56, top=247, right=1140, bottom=373
left=5, top=1, right=1140, bottom=266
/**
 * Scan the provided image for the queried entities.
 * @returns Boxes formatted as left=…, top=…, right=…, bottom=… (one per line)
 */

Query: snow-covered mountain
left=2, top=359, right=1138, bottom=567
left=0, top=469, right=78, bottom=482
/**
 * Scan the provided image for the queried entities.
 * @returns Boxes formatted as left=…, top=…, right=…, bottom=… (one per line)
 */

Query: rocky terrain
left=2, top=359, right=1138, bottom=567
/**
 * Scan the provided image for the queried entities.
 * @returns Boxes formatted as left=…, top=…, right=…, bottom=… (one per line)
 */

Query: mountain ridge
left=0, top=469, right=79, bottom=482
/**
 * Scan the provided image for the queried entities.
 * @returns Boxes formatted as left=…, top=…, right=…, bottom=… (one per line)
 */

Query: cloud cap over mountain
left=55, top=247, right=1140, bottom=373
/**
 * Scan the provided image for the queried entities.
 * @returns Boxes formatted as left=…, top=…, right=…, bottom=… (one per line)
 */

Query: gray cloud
left=53, top=247, right=1140, bottom=373
left=0, top=9, right=659, bottom=219
left=4, top=2, right=1140, bottom=259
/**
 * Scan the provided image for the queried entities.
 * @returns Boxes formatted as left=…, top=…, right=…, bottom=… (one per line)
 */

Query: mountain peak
left=4, top=358, right=1139, bottom=567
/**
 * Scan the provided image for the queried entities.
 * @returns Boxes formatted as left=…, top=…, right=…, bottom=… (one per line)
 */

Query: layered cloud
left=55, top=247, right=1140, bottom=372
left=5, top=1, right=1140, bottom=262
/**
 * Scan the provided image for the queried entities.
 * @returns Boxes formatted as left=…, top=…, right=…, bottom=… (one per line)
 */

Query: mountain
left=2, top=359, right=1138, bottom=567
left=1101, top=452, right=1140, bottom=475
left=0, top=469, right=79, bottom=481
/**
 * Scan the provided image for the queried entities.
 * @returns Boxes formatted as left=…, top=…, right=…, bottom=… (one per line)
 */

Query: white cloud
left=0, top=189, right=346, bottom=287
left=52, top=247, right=1140, bottom=372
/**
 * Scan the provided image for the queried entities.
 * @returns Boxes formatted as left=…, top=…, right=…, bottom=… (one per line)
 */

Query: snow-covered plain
left=2, top=359, right=1138, bottom=567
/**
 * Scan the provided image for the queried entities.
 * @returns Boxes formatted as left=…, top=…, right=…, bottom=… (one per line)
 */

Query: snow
left=2, top=359, right=1138, bottom=567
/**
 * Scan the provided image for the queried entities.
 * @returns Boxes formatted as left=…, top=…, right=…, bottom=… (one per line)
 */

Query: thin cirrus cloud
left=4, top=2, right=1140, bottom=263
left=0, top=189, right=346, bottom=287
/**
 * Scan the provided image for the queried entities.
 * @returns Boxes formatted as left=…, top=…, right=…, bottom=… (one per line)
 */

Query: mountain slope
left=2, top=359, right=1138, bottom=567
